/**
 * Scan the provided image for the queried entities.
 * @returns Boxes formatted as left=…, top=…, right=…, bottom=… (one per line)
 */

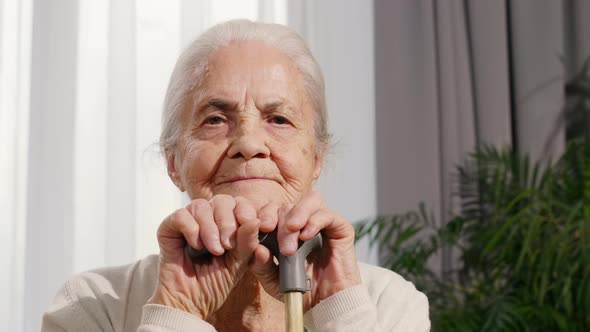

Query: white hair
left=159, top=19, right=329, bottom=156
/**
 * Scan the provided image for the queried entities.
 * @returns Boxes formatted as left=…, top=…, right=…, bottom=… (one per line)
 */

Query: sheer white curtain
left=1, top=0, right=377, bottom=331
left=0, top=0, right=32, bottom=331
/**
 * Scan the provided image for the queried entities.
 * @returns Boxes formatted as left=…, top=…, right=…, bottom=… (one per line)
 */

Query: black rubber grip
left=185, top=231, right=323, bottom=293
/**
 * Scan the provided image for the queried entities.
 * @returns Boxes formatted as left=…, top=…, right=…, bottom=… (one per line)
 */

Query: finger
left=234, top=196, right=257, bottom=226
left=233, top=197, right=264, bottom=262
left=300, top=208, right=352, bottom=241
left=250, top=245, right=281, bottom=299
left=233, top=210, right=260, bottom=261
left=299, top=208, right=333, bottom=241
left=210, top=195, right=238, bottom=250
left=277, top=204, right=300, bottom=256
left=258, top=202, right=280, bottom=232
left=285, top=191, right=326, bottom=232
left=158, top=208, right=200, bottom=251
left=187, top=199, right=224, bottom=255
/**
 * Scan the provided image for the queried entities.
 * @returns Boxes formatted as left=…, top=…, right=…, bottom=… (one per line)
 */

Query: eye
left=205, top=116, right=225, bottom=125
left=270, top=116, right=290, bottom=125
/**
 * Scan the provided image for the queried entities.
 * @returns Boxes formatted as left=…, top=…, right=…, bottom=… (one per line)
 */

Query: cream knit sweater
left=42, top=255, right=430, bottom=331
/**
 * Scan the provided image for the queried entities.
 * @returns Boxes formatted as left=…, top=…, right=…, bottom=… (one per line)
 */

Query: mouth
left=218, top=177, right=275, bottom=185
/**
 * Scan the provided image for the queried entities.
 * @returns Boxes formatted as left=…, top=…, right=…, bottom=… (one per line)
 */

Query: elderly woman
left=42, top=20, right=429, bottom=331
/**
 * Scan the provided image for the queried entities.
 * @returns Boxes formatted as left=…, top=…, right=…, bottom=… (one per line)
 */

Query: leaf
left=355, top=137, right=590, bottom=331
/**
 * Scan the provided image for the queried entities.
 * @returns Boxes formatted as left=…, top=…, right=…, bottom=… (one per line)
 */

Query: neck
left=207, top=272, right=284, bottom=331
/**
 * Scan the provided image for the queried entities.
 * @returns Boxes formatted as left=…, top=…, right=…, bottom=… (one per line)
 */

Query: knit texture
left=139, top=304, right=216, bottom=331
left=42, top=255, right=430, bottom=331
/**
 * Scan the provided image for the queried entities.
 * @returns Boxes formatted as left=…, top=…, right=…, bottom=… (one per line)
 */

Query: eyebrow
left=200, top=97, right=298, bottom=117
left=263, top=100, right=300, bottom=119
left=207, top=98, right=236, bottom=111
left=263, top=100, right=284, bottom=110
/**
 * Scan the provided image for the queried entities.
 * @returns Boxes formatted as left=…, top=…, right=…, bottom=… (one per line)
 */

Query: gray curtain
left=374, top=0, right=590, bottom=275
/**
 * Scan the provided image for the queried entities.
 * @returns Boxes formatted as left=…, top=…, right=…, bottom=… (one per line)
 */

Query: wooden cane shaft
left=284, top=292, right=304, bottom=332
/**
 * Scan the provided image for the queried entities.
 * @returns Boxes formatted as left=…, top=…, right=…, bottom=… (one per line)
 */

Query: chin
left=214, top=183, right=287, bottom=208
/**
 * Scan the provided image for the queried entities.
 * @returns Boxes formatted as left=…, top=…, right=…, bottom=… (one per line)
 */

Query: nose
left=226, top=122, right=270, bottom=160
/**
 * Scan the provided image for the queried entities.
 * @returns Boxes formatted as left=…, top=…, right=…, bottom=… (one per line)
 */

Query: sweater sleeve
left=41, top=280, right=109, bottom=332
left=303, top=281, right=430, bottom=332
left=303, top=285, right=383, bottom=332
left=41, top=277, right=218, bottom=332
left=138, top=304, right=216, bottom=332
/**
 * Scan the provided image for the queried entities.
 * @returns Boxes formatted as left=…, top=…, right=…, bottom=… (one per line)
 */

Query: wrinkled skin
left=148, top=40, right=361, bottom=330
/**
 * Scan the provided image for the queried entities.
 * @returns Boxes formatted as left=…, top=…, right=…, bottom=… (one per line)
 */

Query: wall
left=0, top=0, right=378, bottom=330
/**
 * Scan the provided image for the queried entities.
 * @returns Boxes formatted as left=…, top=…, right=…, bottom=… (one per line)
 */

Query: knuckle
left=189, top=198, right=210, bottom=213
left=342, top=220, right=354, bottom=233
left=308, top=212, right=321, bottom=224
left=211, top=194, right=235, bottom=207
left=236, top=206, right=256, bottom=222
left=235, top=196, right=254, bottom=212
left=235, top=197, right=254, bottom=209
left=322, top=208, right=335, bottom=217
left=170, top=208, right=191, bottom=226
left=160, top=209, right=195, bottom=235
left=260, top=203, right=277, bottom=217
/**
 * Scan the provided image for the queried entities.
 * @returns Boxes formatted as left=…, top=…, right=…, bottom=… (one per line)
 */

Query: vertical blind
left=1, top=1, right=378, bottom=331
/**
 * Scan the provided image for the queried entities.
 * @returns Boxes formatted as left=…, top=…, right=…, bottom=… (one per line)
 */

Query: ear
left=166, top=148, right=186, bottom=192
left=312, top=152, right=324, bottom=183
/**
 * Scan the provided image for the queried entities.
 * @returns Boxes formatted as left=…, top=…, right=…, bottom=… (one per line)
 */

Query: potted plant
left=356, top=60, right=590, bottom=332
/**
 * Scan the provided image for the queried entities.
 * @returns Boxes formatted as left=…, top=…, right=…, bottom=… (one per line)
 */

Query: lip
left=218, top=177, right=274, bottom=185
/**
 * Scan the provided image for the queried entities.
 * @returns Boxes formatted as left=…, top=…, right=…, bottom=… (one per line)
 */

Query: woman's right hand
left=147, top=195, right=261, bottom=319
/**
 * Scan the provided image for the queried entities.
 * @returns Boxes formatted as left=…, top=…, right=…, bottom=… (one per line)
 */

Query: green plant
left=357, top=56, right=590, bottom=332
left=356, top=143, right=590, bottom=331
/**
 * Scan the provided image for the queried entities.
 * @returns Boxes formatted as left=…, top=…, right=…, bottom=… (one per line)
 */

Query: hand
left=250, top=191, right=362, bottom=311
left=147, top=195, right=260, bottom=319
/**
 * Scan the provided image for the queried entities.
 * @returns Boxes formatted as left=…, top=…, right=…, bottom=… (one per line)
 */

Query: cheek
left=272, top=137, right=317, bottom=181
left=179, top=139, right=225, bottom=184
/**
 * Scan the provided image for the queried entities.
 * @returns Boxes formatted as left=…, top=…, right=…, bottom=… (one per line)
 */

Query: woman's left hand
left=250, top=191, right=362, bottom=311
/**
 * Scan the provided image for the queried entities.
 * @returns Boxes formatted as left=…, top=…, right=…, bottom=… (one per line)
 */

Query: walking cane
left=276, top=233, right=322, bottom=331
left=187, top=231, right=323, bottom=332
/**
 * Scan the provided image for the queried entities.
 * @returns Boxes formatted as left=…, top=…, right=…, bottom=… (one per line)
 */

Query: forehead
left=200, top=41, right=306, bottom=101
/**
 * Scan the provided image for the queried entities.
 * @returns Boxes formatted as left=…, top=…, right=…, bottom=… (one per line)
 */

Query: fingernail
left=214, top=242, right=224, bottom=254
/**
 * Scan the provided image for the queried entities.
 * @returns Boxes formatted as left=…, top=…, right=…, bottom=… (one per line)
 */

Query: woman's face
left=167, top=40, right=323, bottom=208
